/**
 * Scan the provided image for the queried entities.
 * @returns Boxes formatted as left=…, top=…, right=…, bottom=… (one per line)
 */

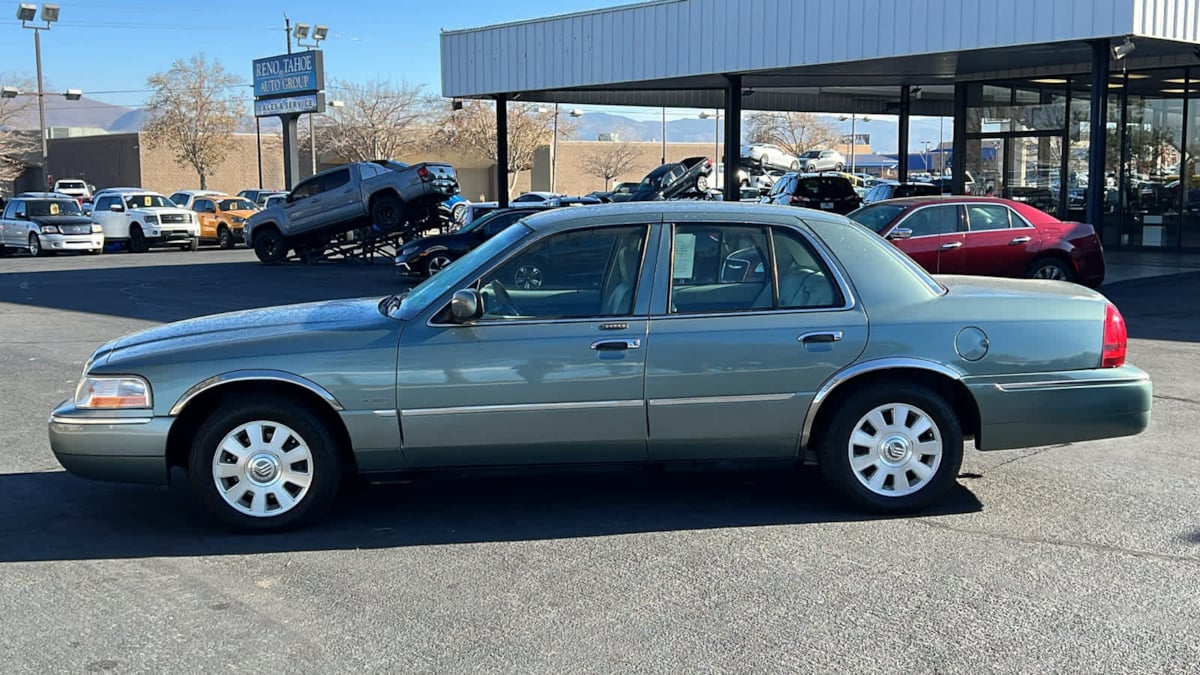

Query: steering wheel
left=484, top=280, right=520, bottom=316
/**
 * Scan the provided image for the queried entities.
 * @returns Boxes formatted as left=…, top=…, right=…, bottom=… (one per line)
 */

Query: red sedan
left=847, top=196, right=1105, bottom=288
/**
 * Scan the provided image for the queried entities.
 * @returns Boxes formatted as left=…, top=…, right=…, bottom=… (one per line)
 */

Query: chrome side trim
left=403, top=399, right=643, bottom=417
left=371, top=410, right=398, bottom=417
left=994, top=376, right=1148, bottom=392
left=169, top=370, right=345, bottom=416
left=50, top=414, right=152, bottom=426
left=799, top=358, right=966, bottom=450
left=648, top=393, right=796, bottom=407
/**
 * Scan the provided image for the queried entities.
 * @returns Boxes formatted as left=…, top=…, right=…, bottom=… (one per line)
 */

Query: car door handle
left=590, top=338, right=641, bottom=351
left=1009, top=236, right=1032, bottom=245
left=798, top=331, right=843, bottom=344
left=939, top=242, right=963, bottom=250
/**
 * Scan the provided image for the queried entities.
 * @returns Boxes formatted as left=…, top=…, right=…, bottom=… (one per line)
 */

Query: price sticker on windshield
left=673, top=233, right=696, bottom=279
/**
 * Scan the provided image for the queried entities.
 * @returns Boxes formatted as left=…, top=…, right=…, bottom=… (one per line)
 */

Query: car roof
left=518, top=201, right=819, bottom=233
left=16, top=192, right=74, bottom=198
left=177, top=189, right=225, bottom=196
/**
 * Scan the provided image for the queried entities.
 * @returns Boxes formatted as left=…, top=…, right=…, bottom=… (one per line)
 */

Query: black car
left=394, top=207, right=545, bottom=278
left=625, top=156, right=713, bottom=201
left=761, top=173, right=862, bottom=215
left=862, top=181, right=940, bottom=205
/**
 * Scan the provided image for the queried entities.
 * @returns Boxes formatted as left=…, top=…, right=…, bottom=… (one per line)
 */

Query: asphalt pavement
left=1, top=248, right=1198, bottom=673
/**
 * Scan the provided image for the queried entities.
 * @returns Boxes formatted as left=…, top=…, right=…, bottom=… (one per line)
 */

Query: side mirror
left=887, top=227, right=914, bottom=240
left=449, top=289, right=483, bottom=323
left=14, top=213, right=27, bottom=220
left=110, top=204, right=124, bottom=212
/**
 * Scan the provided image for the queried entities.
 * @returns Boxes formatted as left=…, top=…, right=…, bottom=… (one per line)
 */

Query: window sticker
left=143, top=196, right=152, bottom=207
left=49, top=203, right=60, bottom=215
left=673, top=232, right=696, bottom=279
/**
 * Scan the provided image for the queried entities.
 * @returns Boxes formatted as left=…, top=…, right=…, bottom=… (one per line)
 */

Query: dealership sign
left=252, top=50, right=325, bottom=118
left=254, top=93, right=326, bottom=117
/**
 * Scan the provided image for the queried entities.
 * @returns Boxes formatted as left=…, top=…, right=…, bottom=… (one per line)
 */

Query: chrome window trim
left=799, top=358, right=965, bottom=450
left=49, top=414, right=152, bottom=426
left=403, top=399, right=644, bottom=417
left=648, top=393, right=796, bottom=407
left=658, top=221, right=856, bottom=317
left=169, top=370, right=345, bottom=416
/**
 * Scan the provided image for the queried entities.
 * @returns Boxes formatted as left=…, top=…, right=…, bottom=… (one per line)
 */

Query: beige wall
left=139, top=134, right=286, bottom=195
left=549, top=140, right=723, bottom=195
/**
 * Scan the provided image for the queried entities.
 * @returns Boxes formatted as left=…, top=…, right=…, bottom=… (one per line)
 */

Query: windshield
left=459, top=209, right=513, bottom=233
left=219, top=198, right=257, bottom=211
left=800, top=151, right=821, bottom=158
left=124, top=194, right=176, bottom=209
left=639, top=165, right=681, bottom=190
left=57, top=181, right=86, bottom=190
left=384, top=223, right=533, bottom=318
left=847, top=203, right=910, bottom=233
left=27, top=199, right=83, bottom=216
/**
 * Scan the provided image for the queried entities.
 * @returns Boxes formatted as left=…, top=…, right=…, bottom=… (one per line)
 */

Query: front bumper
left=965, top=364, right=1152, bottom=451
left=43, top=233, right=104, bottom=251
left=393, top=254, right=426, bottom=277
left=47, top=400, right=170, bottom=485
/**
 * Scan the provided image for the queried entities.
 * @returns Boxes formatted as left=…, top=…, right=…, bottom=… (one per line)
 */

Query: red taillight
left=1102, top=303, right=1127, bottom=368
left=790, top=195, right=809, bottom=204
left=417, top=166, right=431, bottom=180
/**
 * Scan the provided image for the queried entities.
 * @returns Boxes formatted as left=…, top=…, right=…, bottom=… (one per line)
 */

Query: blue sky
left=0, top=0, right=619, bottom=110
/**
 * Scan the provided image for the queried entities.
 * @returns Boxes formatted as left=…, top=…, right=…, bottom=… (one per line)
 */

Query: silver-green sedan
left=48, top=202, right=1152, bottom=531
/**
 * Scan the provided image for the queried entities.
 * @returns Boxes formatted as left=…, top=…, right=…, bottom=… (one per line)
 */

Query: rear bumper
left=965, top=364, right=1151, bottom=451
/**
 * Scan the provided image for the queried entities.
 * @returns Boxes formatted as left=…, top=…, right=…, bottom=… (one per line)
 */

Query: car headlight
left=40, top=225, right=60, bottom=234
left=91, top=223, right=103, bottom=233
left=231, top=216, right=246, bottom=224
left=74, top=376, right=152, bottom=409
left=144, top=214, right=159, bottom=224
left=400, top=244, right=421, bottom=256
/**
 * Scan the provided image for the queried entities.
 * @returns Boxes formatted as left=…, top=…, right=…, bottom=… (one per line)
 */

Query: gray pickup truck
left=244, top=160, right=458, bottom=264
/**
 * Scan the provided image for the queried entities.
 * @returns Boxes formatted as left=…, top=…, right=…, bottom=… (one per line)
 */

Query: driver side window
left=476, top=226, right=647, bottom=320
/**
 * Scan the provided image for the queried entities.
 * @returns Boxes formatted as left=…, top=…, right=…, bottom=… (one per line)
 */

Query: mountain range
left=12, top=97, right=952, bottom=154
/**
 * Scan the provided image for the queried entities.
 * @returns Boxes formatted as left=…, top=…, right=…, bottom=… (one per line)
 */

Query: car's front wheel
left=129, top=225, right=149, bottom=253
left=217, top=225, right=234, bottom=250
left=29, top=233, right=47, bottom=257
left=371, top=194, right=406, bottom=232
left=188, top=397, right=343, bottom=531
left=253, top=228, right=287, bottom=264
left=816, top=383, right=962, bottom=513
left=425, top=252, right=454, bottom=276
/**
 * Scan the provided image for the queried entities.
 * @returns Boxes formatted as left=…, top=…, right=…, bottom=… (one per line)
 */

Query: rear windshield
left=796, top=176, right=857, bottom=199
left=848, top=203, right=910, bottom=233
left=894, top=184, right=940, bottom=198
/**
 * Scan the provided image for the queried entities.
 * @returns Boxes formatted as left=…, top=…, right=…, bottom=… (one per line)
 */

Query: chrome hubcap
left=428, top=255, right=452, bottom=274
left=1034, top=265, right=1066, bottom=280
left=848, top=403, right=943, bottom=497
left=212, top=421, right=313, bottom=517
left=514, top=265, right=543, bottom=289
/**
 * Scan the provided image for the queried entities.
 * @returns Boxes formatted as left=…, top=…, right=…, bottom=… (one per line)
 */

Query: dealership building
left=443, top=0, right=1200, bottom=251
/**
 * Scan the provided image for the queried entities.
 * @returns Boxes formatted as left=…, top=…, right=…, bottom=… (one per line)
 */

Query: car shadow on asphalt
left=1102, top=271, right=1200, bottom=343
left=0, top=260, right=408, bottom=324
left=0, top=468, right=982, bottom=562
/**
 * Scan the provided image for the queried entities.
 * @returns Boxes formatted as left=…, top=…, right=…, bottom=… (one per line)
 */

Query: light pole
left=922, top=140, right=932, bottom=174
left=294, top=22, right=328, bottom=175
left=661, top=107, right=666, bottom=164
left=838, top=113, right=872, bottom=176
left=17, top=3, right=61, bottom=189
left=699, top=109, right=721, bottom=169
left=539, top=104, right=583, bottom=193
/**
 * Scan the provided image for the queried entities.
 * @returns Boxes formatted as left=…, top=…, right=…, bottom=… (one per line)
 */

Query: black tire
left=834, top=163, right=844, bottom=172
left=29, top=233, right=48, bottom=257
left=217, top=225, right=233, bottom=250
left=129, top=225, right=148, bottom=253
left=87, top=248, right=102, bottom=255
left=0, top=244, right=11, bottom=257
left=185, top=236, right=200, bottom=252
left=424, top=252, right=455, bottom=276
left=816, top=383, right=963, bottom=514
left=1025, top=256, right=1075, bottom=283
left=253, top=227, right=287, bottom=265
left=187, top=396, right=344, bottom=532
left=371, top=194, right=406, bottom=232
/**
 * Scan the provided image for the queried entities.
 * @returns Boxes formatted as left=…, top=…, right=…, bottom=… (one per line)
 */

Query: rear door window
left=965, top=204, right=1013, bottom=231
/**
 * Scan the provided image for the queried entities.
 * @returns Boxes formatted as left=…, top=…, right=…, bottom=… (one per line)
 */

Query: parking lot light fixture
left=1, top=86, right=18, bottom=98
left=15, top=3, right=34, bottom=21
left=312, top=24, right=328, bottom=41
left=293, top=23, right=310, bottom=40
left=39, top=2, right=56, bottom=22
left=63, top=88, right=81, bottom=101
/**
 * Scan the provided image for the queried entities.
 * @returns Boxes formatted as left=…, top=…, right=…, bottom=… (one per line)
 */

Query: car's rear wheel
left=217, top=225, right=233, bottom=249
left=451, top=203, right=467, bottom=225
left=253, top=228, right=287, bottom=264
left=790, top=160, right=800, bottom=171
left=1026, top=256, right=1075, bottom=283
left=425, top=253, right=454, bottom=276
left=695, top=175, right=709, bottom=192
left=188, top=397, right=343, bottom=531
left=129, top=225, right=148, bottom=253
left=371, top=194, right=406, bottom=232
left=816, top=383, right=962, bottom=513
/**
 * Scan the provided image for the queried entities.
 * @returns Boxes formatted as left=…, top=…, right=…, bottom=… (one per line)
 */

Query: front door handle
left=798, top=331, right=843, bottom=344
left=1009, top=236, right=1032, bottom=245
left=591, top=338, right=641, bottom=351
left=939, top=241, right=963, bottom=250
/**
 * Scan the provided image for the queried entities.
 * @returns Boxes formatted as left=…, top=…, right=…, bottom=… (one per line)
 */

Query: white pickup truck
left=87, top=189, right=200, bottom=252
left=243, top=160, right=459, bottom=264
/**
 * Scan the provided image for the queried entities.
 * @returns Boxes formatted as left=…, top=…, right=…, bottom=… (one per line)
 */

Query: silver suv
left=797, top=149, right=846, bottom=173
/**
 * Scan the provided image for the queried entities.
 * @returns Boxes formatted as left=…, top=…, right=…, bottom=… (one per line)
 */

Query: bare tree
left=143, top=53, right=244, bottom=189
left=745, top=112, right=838, bottom=157
left=313, top=79, right=436, bottom=163
left=437, top=100, right=568, bottom=196
left=0, top=73, right=37, bottom=187
left=581, top=141, right=641, bottom=190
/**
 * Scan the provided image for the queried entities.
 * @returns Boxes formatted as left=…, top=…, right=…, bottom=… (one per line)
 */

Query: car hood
left=220, top=209, right=257, bottom=219
left=98, top=297, right=393, bottom=365
left=29, top=215, right=94, bottom=226
left=247, top=205, right=284, bottom=225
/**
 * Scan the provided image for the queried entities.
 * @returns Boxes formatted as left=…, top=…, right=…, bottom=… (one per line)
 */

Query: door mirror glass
left=449, top=289, right=483, bottom=323
left=887, top=227, right=913, bottom=240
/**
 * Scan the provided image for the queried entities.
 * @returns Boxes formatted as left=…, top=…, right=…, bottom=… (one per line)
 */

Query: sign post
left=252, top=50, right=325, bottom=190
